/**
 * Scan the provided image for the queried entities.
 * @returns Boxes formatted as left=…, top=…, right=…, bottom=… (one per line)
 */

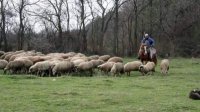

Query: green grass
left=0, top=58, right=199, bottom=112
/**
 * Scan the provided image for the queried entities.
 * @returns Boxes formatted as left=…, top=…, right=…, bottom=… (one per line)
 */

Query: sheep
left=4, top=60, right=24, bottom=74
left=0, top=52, right=13, bottom=59
left=76, top=61, right=94, bottom=76
left=20, top=59, right=33, bottom=73
left=107, top=56, right=123, bottom=63
left=70, top=56, right=89, bottom=62
left=29, top=61, right=52, bottom=76
left=0, top=59, right=8, bottom=69
left=72, top=59, right=86, bottom=67
left=27, top=56, right=45, bottom=64
left=4, top=53, right=14, bottom=61
left=90, top=59, right=104, bottom=68
left=89, top=55, right=99, bottom=60
left=52, top=61, right=74, bottom=76
left=99, top=55, right=110, bottom=61
left=124, top=61, right=143, bottom=76
left=139, top=62, right=155, bottom=75
left=160, top=59, right=169, bottom=75
left=75, top=53, right=85, bottom=57
left=110, top=62, right=124, bottom=76
left=97, top=62, right=115, bottom=74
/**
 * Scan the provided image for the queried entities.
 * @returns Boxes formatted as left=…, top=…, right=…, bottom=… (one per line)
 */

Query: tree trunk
left=80, top=0, right=87, bottom=53
left=133, top=1, right=138, bottom=55
left=1, top=0, right=8, bottom=51
left=113, top=0, right=119, bottom=55
left=127, top=16, right=134, bottom=56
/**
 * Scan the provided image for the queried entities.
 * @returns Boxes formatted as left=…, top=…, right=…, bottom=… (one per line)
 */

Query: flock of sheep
left=0, top=50, right=169, bottom=77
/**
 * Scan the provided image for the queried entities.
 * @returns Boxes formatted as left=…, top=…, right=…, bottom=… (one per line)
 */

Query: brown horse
left=138, top=44, right=157, bottom=65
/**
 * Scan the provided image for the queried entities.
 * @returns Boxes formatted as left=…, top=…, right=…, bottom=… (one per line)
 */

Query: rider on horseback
left=138, top=33, right=156, bottom=60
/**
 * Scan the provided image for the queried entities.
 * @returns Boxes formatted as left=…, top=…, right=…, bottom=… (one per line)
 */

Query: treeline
left=0, top=0, right=200, bottom=57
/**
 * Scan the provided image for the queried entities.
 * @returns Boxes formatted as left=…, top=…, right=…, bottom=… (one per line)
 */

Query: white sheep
left=89, top=55, right=99, bottom=60
left=29, top=61, right=51, bottom=76
left=139, top=62, right=155, bottom=75
left=107, top=56, right=123, bottom=63
left=99, top=55, right=110, bottom=61
left=90, top=59, right=104, bottom=68
left=98, top=62, right=115, bottom=74
left=76, top=61, right=94, bottom=75
left=110, top=62, right=124, bottom=76
left=160, top=59, right=169, bottom=75
left=124, top=61, right=143, bottom=76
left=52, top=61, right=74, bottom=76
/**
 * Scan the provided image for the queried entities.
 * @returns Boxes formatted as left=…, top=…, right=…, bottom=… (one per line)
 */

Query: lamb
left=0, top=59, right=8, bottom=69
left=52, top=61, right=74, bottom=76
left=97, top=62, right=115, bottom=74
left=160, top=59, right=169, bottom=75
left=107, top=56, right=123, bottom=63
left=99, top=55, right=111, bottom=61
left=110, top=62, right=124, bottom=76
left=124, top=61, right=143, bottom=76
left=139, top=62, right=155, bottom=75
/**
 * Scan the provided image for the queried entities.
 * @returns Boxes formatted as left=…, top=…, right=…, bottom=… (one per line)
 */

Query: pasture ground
left=0, top=58, right=199, bottom=112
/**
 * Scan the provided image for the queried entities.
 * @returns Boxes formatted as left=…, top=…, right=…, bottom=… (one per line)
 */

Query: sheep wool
left=124, top=61, right=143, bottom=76
left=160, top=59, right=169, bottom=75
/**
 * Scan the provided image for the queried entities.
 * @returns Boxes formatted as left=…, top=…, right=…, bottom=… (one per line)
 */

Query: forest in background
left=0, top=0, right=200, bottom=57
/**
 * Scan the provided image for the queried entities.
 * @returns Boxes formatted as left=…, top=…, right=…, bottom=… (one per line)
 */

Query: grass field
left=0, top=58, right=199, bottom=112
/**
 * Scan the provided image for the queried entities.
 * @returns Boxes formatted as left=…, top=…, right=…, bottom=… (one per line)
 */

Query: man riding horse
left=138, top=33, right=157, bottom=64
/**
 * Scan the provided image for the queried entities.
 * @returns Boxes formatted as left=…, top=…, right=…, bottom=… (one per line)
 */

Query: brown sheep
left=4, top=60, right=24, bottom=74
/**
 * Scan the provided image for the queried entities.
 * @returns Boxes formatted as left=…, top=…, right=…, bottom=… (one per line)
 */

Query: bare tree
left=74, top=0, right=88, bottom=52
left=30, top=0, right=65, bottom=51
left=86, top=0, right=97, bottom=53
left=96, top=0, right=115, bottom=53
left=12, top=0, right=40, bottom=50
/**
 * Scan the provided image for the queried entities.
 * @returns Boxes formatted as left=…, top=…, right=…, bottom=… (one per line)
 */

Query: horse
left=138, top=44, right=157, bottom=65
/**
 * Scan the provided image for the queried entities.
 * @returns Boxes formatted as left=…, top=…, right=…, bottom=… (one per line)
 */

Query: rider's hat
left=144, top=33, right=149, bottom=38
